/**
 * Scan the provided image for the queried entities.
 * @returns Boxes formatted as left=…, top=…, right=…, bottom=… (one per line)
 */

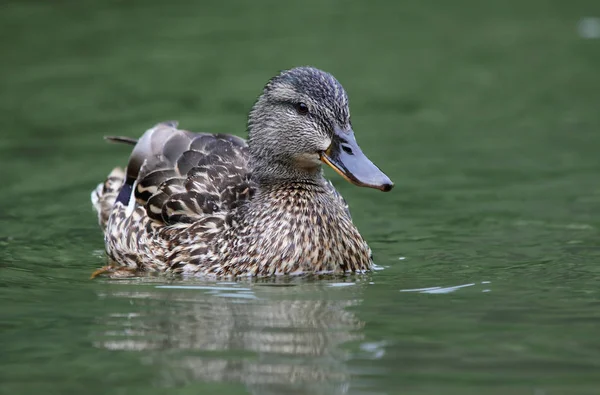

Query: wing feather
left=120, top=121, right=254, bottom=226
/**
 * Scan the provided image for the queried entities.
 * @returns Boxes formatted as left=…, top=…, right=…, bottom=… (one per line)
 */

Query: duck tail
left=90, top=121, right=183, bottom=230
left=104, top=135, right=139, bottom=145
left=91, top=167, right=126, bottom=231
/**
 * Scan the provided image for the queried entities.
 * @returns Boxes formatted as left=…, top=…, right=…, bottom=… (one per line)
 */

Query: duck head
left=248, top=67, right=393, bottom=192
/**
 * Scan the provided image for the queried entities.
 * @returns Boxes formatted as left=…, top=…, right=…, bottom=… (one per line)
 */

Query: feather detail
left=111, top=122, right=255, bottom=226
left=104, top=136, right=138, bottom=145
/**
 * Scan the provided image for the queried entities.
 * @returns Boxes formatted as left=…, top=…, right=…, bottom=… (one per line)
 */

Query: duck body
left=92, top=67, right=392, bottom=277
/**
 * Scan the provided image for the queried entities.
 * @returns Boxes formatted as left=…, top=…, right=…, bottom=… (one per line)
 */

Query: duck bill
left=320, top=127, right=394, bottom=192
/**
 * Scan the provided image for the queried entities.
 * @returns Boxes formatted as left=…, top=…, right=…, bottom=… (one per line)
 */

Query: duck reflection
left=94, top=279, right=367, bottom=395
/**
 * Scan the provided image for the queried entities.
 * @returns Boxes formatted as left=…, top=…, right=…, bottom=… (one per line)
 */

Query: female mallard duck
left=92, top=67, right=393, bottom=277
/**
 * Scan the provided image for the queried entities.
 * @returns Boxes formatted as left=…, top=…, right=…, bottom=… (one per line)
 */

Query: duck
left=91, top=66, right=393, bottom=277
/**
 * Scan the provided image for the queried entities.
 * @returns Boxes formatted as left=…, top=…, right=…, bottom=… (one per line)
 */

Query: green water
left=2, top=0, right=600, bottom=394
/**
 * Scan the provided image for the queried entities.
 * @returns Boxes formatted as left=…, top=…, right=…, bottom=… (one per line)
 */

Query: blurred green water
left=2, top=0, right=600, bottom=394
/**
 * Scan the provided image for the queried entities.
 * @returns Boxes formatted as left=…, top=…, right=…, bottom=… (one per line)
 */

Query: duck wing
left=114, top=121, right=254, bottom=225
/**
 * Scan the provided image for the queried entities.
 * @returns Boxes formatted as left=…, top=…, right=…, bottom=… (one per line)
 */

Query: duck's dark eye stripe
left=341, top=144, right=353, bottom=154
left=294, top=102, right=309, bottom=115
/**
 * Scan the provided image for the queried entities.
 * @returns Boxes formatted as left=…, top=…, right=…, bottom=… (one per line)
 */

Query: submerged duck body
left=92, top=67, right=393, bottom=277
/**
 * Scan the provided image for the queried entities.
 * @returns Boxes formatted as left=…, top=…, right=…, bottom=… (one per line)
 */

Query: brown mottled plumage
left=91, top=67, right=393, bottom=277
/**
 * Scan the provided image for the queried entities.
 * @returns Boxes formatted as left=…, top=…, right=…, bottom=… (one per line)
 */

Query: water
left=2, top=0, right=600, bottom=394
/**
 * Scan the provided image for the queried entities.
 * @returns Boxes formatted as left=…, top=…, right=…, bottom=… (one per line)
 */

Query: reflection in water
left=94, top=281, right=368, bottom=395
left=399, top=281, right=492, bottom=294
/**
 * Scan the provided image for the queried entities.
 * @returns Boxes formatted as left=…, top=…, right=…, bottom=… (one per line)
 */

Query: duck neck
left=251, top=157, right=326, bottom=190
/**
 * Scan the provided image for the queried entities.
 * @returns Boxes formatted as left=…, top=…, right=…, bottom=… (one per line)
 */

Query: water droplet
left=577, top=17, right=600, bottom=39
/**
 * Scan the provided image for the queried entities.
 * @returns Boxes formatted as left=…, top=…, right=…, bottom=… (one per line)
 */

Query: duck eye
left=294, top=102, right=309, bottom=115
